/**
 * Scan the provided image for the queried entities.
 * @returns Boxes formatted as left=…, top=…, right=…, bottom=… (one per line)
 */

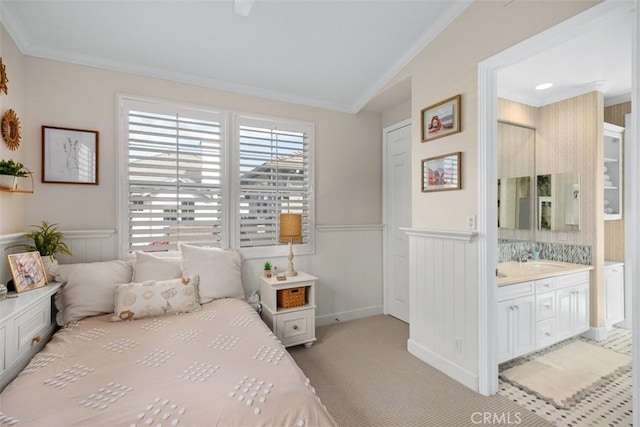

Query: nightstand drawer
left=15, top=299, right=50, bottom=357
left=276, top=310, right=314, bottom=346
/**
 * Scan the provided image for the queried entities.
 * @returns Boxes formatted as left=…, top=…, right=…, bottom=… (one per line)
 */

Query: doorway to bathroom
left=477, top=1, right=638, bottom=425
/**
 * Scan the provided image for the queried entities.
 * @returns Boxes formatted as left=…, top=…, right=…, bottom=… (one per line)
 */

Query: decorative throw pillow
left=112, top=275, right=201, bottom=321
left=179, top=243, right=244, bottom=303
left=52, top=260, right=134, bottom=325
left=132, top=251, right=182, bottom=282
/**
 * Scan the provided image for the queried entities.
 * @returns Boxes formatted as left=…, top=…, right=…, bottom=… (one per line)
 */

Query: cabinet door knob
left=544, top=304, right=551, bottom=309
left=31, top=335, right=42, bottom=345
left=292, top=325, right=299, bottom=330
left=545, top=332, right=551, bottom=337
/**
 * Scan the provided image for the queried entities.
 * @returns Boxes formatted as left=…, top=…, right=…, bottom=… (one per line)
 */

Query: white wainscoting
left=310, top=225, right=384, bottom=326
left=403, top=228, right=479, bottom=391
left=0, top=230, right=118, bottom=284
left=1, top=226, right=383, bottom=326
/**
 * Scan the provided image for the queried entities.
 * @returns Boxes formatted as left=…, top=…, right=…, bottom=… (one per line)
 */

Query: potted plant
left=6, top=221, right=72, bottom=280
left=0, top=159, right=29, bottom=190
left=263, top=261, right=272, bottom=278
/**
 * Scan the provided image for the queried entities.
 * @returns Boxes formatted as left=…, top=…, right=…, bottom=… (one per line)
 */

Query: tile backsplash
left=498, top=240, right=592, bottom=265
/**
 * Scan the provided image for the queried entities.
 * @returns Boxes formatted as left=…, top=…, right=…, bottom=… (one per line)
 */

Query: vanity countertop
left=497, top=260, right=594, bottom=286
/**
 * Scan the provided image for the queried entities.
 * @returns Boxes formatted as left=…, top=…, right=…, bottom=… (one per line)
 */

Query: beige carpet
left=289, top=315, right=551, bottom=427
left=500, top=340, right=631, bottom=409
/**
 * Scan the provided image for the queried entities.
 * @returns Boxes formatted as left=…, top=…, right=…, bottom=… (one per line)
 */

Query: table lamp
left=279, top=213, right=302, bottom=276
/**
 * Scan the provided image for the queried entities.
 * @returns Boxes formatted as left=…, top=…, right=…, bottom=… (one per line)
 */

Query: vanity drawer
left=555, top=271, right=590, bottom=289
left=535, top=278, right=556, bottom=293
left=535, top=291, right=556, bottom=320
left=498, top=281, right=535, bottom=302
left=536, top=318, right=556, bottom=349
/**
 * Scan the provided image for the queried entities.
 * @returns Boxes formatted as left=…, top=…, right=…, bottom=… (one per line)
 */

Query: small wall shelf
left=0, top=172, right=34, bottom=194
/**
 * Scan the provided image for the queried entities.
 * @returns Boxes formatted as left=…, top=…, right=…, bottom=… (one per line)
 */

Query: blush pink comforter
left=0, top=298, right=336, bottom=426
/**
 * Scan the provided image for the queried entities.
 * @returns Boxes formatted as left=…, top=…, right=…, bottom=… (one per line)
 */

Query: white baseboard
left=581, top=326, right=609, bottom=341
left=316, top=305, right=383, bottom=327
left=407, top=338, right=478, bottom=392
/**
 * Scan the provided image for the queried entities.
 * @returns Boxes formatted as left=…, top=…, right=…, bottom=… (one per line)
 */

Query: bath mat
left=499, top=339, right=631, bottom=409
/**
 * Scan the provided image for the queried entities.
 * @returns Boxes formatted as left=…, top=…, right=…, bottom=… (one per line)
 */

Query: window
left=237, top=116, right=313, bottom=257
left=118, top=96, right=314, bottom=258
left=122, top=99, right=225, bottom=252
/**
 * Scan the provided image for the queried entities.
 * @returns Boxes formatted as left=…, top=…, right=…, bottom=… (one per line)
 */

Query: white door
left=555, top=287, right=573, bottom=341
left=573, top=284, right=590, bottom=334
left=496, top=300, right=513, bottom=363
left=512, top=295, right=536, bottom=358
left=384, top=121, right=411, bottom=323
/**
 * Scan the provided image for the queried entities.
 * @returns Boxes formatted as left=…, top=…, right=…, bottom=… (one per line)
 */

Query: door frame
left=382, top=118, right=412, bottom=319
left=477, top=4, right=638, bottom=422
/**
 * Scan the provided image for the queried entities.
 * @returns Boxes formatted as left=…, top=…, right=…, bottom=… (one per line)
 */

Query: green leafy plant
left=6, top=221, right=72, bottom=259
left=0, top=159, right=29, bottom=177
left=263, top=261, right=272, bottom=270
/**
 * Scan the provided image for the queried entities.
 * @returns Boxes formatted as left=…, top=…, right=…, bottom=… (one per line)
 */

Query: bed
left=0, top=246, right=336, bottom=426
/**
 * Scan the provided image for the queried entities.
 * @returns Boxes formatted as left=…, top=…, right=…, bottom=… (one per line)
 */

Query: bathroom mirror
left=498, top=176, right=532, bottom=230
left=536, top=173, right=580, bottom=231
left=497, top=121, right=535, bottom=239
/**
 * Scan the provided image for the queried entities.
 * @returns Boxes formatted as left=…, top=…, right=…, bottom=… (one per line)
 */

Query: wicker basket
left=277, top=286, right=306, bottom=308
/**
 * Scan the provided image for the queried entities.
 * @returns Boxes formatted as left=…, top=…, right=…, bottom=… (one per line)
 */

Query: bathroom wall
left=603, top=101, right=631, bottom=262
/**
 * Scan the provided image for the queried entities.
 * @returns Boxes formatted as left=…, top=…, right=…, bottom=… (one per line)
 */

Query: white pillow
left=179, top=244, right=244, bottom=302
left=52, top=260, right=134, bottom=325
left=133, top=251, right=182, bottom=282
left=112, top=275, right=201, bottom=321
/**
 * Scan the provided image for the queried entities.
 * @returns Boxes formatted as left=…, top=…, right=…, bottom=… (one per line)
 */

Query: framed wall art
left=7, top=251, right=48, bottom=293
left=421, top=151, right=462, bottom=192
left=42, top=126, right=99, bottom=184
left=420, top=94, right=461, bottom=142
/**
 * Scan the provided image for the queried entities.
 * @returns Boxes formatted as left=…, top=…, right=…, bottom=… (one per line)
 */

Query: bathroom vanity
left=496, top=260, right=593, bottom=363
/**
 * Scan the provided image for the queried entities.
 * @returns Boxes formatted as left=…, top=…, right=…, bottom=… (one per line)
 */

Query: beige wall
left=381, top=99, right=411, bottom=129
left=604, top=101, right=631, bottom=262
left=17, top=57, right=382, bottom=231
left=376, top=0, right=599, bottom=230
left=0, top=26, right=26, bottom=234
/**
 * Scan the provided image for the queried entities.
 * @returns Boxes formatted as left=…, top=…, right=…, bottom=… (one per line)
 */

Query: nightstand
left=260, top=272, right=317, bottom=348
left=0, top=282, right=62, bottom=391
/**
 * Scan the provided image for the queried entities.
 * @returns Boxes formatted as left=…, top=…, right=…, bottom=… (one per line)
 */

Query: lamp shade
left=279, top=213, right=302, bottom=244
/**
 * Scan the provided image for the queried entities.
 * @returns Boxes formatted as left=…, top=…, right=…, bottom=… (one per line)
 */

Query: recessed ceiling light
left=535, top=82, right=553, bottom=91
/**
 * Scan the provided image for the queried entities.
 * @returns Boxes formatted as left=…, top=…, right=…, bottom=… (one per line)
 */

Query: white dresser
left=0, top=282, right=61, bottom=391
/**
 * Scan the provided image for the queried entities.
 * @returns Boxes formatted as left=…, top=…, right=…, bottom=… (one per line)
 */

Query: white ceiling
left=1, top=0, right=472, bottom=113
left=498, top=8, right=632, bottom=107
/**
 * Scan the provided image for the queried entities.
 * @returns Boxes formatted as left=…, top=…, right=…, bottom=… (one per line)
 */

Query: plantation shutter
left=125, top=102, right=224, bottom=252
left=237, top=116, right=313, bottom=251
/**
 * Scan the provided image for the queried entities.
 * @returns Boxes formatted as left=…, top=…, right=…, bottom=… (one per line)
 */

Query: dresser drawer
left=535, top=291, right=556, bottom=321
left=536, top=318, right=556, bottom=350
left=275, top=309, right=314, bottom=346
left=14, top=299, right=51, bottom=358
left=0, top=325, right=6, bottom=372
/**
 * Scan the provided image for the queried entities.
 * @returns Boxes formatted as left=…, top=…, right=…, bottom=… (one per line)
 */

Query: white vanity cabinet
left=498, top=270, right=590, bottom=363
left=555, top=282, right=589, bottom=341
left=497, top=282, right=536, bottom=364
left=604, top=262, right=625, bottom=327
